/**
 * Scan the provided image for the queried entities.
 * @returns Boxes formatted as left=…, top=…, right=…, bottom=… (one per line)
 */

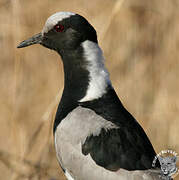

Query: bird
left=17, top=12, right=161, bottom=180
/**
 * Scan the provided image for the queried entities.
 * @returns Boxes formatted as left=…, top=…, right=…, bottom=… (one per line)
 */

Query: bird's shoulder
left=79, top=88, right=158, bottom=171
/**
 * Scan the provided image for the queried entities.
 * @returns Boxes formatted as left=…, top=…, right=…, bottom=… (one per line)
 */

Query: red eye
left=54, top=24, right=64, bottom=32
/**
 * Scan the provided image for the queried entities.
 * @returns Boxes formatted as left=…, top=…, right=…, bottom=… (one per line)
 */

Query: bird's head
left=17, top=12, right=110, bottom=102
left=17, top=12, right=97, bottom=53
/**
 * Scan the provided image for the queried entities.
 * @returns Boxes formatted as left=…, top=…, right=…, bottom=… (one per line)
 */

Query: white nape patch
left=79, top=40, right=111, bottom=102
left=65, top=170, right=74, bottom=180
left=42, top=12, right=75, bottom=34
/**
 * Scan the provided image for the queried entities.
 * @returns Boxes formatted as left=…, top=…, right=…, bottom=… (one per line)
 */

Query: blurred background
left=0, top=0, right=179, bottom=179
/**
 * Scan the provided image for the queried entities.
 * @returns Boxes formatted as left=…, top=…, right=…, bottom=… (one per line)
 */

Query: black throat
left=60, top=46, right=90, bottom=103
left=54, top=45, right=90, bottom=132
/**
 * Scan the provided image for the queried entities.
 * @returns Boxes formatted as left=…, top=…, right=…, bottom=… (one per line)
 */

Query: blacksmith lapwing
left=18, top=12, right=161, bottom=180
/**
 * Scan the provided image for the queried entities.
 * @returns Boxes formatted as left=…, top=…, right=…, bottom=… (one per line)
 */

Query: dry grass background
left=0, top=0, right=179, bottom=179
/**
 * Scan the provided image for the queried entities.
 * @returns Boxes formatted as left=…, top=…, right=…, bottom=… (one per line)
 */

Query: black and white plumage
left=18, top=12, right=161, bottom=180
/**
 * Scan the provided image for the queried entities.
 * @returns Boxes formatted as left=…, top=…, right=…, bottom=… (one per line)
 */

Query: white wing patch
left=79, top=40, right=111, bottom=102
left=42, top=11, right=75, bottom=34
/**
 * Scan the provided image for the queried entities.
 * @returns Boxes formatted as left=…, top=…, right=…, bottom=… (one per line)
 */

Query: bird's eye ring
left=54, top=24, right=64, bottom=32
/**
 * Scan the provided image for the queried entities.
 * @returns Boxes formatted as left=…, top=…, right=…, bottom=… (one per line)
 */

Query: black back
left=79, top=88, right=160, bottom=170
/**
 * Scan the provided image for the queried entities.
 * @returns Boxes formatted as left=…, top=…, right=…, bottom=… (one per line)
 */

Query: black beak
left=17, top=33, right=43, bottom=48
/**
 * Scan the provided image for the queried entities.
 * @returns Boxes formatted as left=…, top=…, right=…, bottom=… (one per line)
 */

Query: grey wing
left=55, top=106, right=161, bottom=180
